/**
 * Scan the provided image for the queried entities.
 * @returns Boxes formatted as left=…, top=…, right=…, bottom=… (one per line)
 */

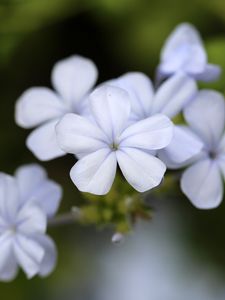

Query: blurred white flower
left=15, top=55, right=98, bottom=161
left=157, top=23, right=221, bottom=82
left=56, top=85, right=173, bottom=195
left=110, top=72, right=203, bottom=164
left=161, top=90, right=225, bottom=209
left=0, top=164, right=62, bottom=281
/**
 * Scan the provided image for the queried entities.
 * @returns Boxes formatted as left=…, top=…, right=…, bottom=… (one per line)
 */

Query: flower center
left=110, top=142, right=119, bottom=151
left=8, top=224, right=17, bottom=235
left=208, top=150, right=218, bottom=160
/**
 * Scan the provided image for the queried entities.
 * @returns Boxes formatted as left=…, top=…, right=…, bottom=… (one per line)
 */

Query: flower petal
left=119, top=114, right=173, bottom=150
left=56, top=113, right=108, bottom=156
left=70, top=148, right=117, bottom=195
left=90, top=85, right=131, bottom=140
left=51, top=55, right=98, bottom=108
left=26, top=120, right=65, bottom=161
left=160, top=45, right=206, bottom=75
left=15, top=88, right=67, bottom=129
left=217, top=154, right=225, bottom=180
left=161, top=23, right=203, bottom=63
left=34, top=234, right=57, bottom=277
left=0, top=249, right=18, bottom=282
left=151, top=72, right=197, bottom=118
left=14, top=234, right=45, bottom=279
left=184, top=90, right=225, bottom=147
left=159, top=23, right=206, bottom=76
left=0, top=233, right=13, bottom=272
left=117, top=148, right=166, bottom=192
left=0, top=173, right=19, bottom=221
left=0, top=233, right=18, bottom=282
left=195, top=64, right=221, bottom=82
left=15, top=164, right=62, bottom=217
left=181, top=159, right=223, bottom=209
left=159, top=125, right=203, bottom=164
left=109, top=72, right=154, bottom=120
left=17, top=204, right=47, bottom=234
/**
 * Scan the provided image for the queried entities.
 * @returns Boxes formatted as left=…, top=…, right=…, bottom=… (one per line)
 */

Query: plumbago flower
left=157, top=23, right=221, bottom=82
left=0, top=164, right=62, bottom=281
left=160, top=90, right=225, bottom=209
left=109, top=72, right=203, bottom=164
left=15, top=55, right=98, bottom=161
left=56, top=85, right=173, bottom=195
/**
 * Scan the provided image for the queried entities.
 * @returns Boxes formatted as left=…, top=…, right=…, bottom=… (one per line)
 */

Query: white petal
left=56, top=113, right=108, bottom=156
left=159, top=45, right=206, bottom=75
left=195, top=64, right=221, bottom=82
left=152, top=73, right=197, bottom=118
left=119, top=114, right=173, bottom=150
left=0, top=173, right=19, bottom=221
left=0, top=233, right=18, bottom=282
left=0, top=250, right=18, bottom=282
left=109, top=72, right=154, bottom=120
left=15, top=164, right=62, bottom=217
left=26, top=120, right=65, bottom=161
left=51, top=55, right=98, bottom=108
left=159, top=23, right=206, bottom=76
left=15, top=88, right=67, bottom=129
left=14, top=235, right=45, bottom=279
left=70, top=148, right=117, bottom=195
left=184, top=90, right=225, bottom=147
left=161, top=23, right=203, bottom=62
left=181, top=159, right=223, bottom=209
left=159, top=125, right=203, bottom=164
left=159, top=148, right=206, bottom=170
left=217, top=154, right=225, bottom=180
left=90, top=85, right=131, bottom=140
left=17, top=204, right=47, bottom=234
left=35, top=234, right=57, bottom=277
left=0, top=233, right=13, bottom=272
left=117, top=148, right=166, bottom=192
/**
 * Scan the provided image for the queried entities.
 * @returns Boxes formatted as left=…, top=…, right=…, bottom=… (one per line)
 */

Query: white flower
left=109, top=71, right=203, bottom=164
left=56, top=85, right=173, bottom=195
left=15, top=55, right=98, bottom=161
left=15, top=164, right=62, bottom=217
left=0, top=164, right=62, bottom=281
left=161, top=90, right=225, bottom=209
left=157, top=23, right=221, bottom=82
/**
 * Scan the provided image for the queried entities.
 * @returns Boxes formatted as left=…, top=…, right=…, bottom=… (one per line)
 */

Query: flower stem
left=48, top=207, right=81, bottom=227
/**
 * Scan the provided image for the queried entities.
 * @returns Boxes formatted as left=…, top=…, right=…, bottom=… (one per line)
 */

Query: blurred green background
left=1, top=0, right=225, bottom=299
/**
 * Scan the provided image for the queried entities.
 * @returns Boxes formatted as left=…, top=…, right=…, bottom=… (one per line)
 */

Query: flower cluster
left=0, top=164, right=62, bottom=281
left=0, top=22, right=223, bottom=280
left=16, top=22, right=223, bottom=206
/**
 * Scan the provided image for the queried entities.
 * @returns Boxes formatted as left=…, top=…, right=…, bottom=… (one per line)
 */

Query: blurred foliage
left=1, top=0, right=225, bottom=299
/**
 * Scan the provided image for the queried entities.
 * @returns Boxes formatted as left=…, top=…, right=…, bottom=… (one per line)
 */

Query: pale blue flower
left=56, top=85, right=173, bottom=195
left=0, top=164, right=62, bottom=281
left=157, top=23, right=221, bottom=82
left=15, top=55, right=98, bottom=161
left=109, top=71, right=203, bottom=164
left=161, top=90, right=225, bottom=209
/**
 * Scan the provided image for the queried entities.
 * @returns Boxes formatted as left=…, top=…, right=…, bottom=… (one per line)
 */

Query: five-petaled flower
left=109, top=71, right=202, bottom=164
left=56, top=85, right=173, bottom=195
left=157, top=23, right=221, bottom=82
left=0, top=164, right=62, bottom=281
left=161, top=90, right=225, bottom=209
left=15, top=55, right=98, bottom=161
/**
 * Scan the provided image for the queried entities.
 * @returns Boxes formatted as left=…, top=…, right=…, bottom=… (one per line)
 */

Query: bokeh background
left=1, top=0, right=225, bottom=299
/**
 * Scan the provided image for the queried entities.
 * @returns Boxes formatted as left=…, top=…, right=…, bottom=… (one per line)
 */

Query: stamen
left=110, top=142, right=119, bottom=151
